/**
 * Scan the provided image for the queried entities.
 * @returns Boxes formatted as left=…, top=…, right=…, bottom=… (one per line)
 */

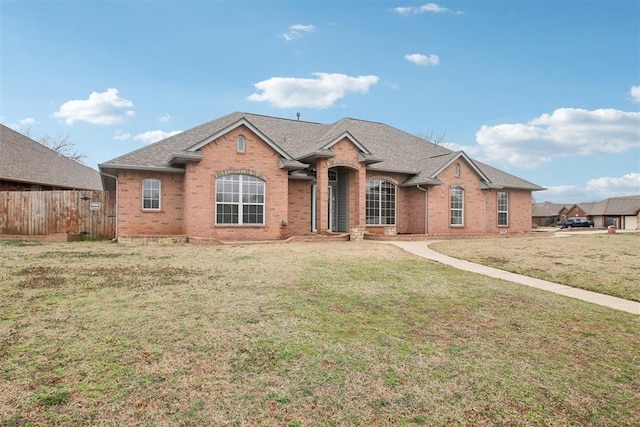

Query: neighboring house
left=99, top=112, right=545, bottom=242
left=532, top=201, right=570, bottom=227
left=563, top=204, right=590, bottom=222
left=583, top=196, right=640, bottom=230
left=0, top=124, right=103, bottom=191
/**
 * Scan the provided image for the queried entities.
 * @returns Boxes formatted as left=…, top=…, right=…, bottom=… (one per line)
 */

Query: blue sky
left=1, top=0, right=638, bottom=203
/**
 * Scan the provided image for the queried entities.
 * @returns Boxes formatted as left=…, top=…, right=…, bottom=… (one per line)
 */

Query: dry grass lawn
left=1, top=239, right=638, bottom=426
left=431, top=233, right=640, bottom=302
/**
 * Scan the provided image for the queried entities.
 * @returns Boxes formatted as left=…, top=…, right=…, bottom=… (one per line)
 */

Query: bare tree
left=19, top=127, right=86, bottom=164
left=38, top=133, right=86, bottom=163
left=416, top=130, right=447, bottom=146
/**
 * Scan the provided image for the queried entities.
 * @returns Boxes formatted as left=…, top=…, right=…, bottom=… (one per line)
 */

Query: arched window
left=366, top=179, right=396, bottom=225
left=142, top=178, right=161, bottom=210
left=237, top=135, right=246, bottom=153
left=455, top=162, right=461, bottom=177
left=216, top=174, right=265, bottom=225
left=450, top=186, right=464, bottom=226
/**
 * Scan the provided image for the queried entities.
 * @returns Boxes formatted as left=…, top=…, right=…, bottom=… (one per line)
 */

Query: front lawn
left=431, top=233, right=640, bottom=302
left=1, top=241, right=638, bottom=426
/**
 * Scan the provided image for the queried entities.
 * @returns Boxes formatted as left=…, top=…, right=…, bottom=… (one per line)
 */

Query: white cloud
left=9, top=117, right=38, bottom=130
left=538, top=173, right=640, bottom=203
left=133, top=130, right=182, bottom=145
left=247, top=72, right=379, bottom=109
left=473, top=108, right=640, bottom=168
left=536, top=185, right=586, bottom=203
left=404, top=53, right=440, bottom=66
left=393, top=3, right=463, bottom=15
left=158, top=113, right=171, bottom=123
left=630, top=85, right=640, bottom=103
left=282, top=24, right=315, bottom=41
left=113, top=130, right=131, bottom=141
left=52, top=88, right=135, bottom=125
left=586, top=172, right=640, bottom=197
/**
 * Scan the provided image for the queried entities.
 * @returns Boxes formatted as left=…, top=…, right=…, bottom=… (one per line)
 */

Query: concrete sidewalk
left=389, top=241, right=640, bottom=315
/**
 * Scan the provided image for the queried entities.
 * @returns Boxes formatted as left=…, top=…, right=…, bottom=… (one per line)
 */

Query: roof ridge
left=240, top=111, right=324, bottom=125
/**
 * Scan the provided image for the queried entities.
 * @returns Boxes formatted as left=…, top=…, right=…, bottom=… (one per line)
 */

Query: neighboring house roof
left=582, top=195, right=640, bottom=216
left=0, top=124, right=103, bottom=191
left=532, top=202, right=570, bottom=217
left=99, top=112, right=545, bottom=192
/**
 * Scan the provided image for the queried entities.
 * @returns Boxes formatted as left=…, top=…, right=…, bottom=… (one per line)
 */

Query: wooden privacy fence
left=0, top=190, right=116, bottom=239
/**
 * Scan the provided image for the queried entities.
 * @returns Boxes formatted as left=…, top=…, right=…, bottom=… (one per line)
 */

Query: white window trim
left=366, top=179, right=397, bottom=226
left=450, top=186, right=464, bottom=227
left=498, top=191, right=509, bottom=227
left=215, top=174, right=265, bottom=226
left=142, top=178, right=161, bottom=211
left=237, top=135, right=246, bottom=153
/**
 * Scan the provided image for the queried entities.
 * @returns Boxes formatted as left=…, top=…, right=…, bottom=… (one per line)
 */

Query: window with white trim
left=498, top=192, right=509, bottom=226
left=450, top=186, right=464, bottom=226
left=366, top=179, right=396, bottom=225
left=142, top=179, right=161, bottom=210
left=455, top=163, right=461, bottom=177
left=237, top=135, right=246, bottom=153
left=216, top=174, right=265, bottom=225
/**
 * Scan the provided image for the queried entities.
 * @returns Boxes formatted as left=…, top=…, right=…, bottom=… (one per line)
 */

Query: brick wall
left=425, top=159, right=533, bottom=235
left=287, top=179, right=312, bottom=235
left=183, top=125, right=289, bottom=241
left=117, top=170, right=185, bottom=237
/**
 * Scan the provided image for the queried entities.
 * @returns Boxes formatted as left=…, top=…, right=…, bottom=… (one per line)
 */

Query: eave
left=279, top=158, right=310, bottom=171
left=358, top=153, right=384, bottom=165
left=399, top=177, right=443, bottom=187
left=481, top=182, right=548, bottom=191
left=296, top=149, right=336, bottom=162
left=98, top=163, right=186, bottom=174
left=168, top=152, right=204, bottom=165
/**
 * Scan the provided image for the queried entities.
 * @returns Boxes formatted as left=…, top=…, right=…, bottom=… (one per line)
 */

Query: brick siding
left=115, top=132, right=534, bottom=241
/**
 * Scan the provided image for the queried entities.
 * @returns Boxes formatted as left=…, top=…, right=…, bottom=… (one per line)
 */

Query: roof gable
left=186, top=117, right=294, bottom=159
left=319, top=130, right=372, bottom=155
left=429, top=151, right=490, bottom=183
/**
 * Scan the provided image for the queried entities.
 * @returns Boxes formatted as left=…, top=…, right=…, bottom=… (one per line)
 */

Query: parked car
left=557, top=218, right=594, bottom=229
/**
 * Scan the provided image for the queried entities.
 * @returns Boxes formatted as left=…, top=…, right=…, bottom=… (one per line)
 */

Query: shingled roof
left=581, top=195, right=640, bottom=215
left=99, top=112, right=544, bottom=191
left=532, top=201, right=570, bottom=217
left=0, top=124, right=103, bottom=191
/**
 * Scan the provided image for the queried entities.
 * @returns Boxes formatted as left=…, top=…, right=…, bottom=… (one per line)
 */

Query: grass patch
left=0, top=241, right=638, bottom=425
left=0, top=239, right=42, bottom=247
left=431, top=233, right=640, bottom=301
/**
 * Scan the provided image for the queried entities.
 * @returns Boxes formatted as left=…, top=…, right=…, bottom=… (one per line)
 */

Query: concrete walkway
left=389, top=241, right=640, bottom=315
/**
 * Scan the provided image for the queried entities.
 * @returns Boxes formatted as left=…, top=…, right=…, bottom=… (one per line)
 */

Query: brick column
left=316, top=161, right=328, bottom=233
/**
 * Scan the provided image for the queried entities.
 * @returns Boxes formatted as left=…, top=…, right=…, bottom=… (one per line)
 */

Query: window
left=216, top=174, right=265, bottom=225
left=366, top=179, right=396, bottom=225
left=237, top=135, right=246, bottom=153
left=498, top=192, right=509, bottom=226
left=142, top=179, right=161, bottom=210
left=450, top=186, right=464, bottom=226
left=455, top=163, right=461, bottom=177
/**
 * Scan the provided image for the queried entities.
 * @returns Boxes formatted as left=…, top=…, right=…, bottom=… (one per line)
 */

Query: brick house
left=99, top=112, right=545, bottom=242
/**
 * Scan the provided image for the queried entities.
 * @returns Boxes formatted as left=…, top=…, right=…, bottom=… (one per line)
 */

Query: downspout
left=100, top=171, right=119, bottom=241
left=417, top=185, right=428, bottom=234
